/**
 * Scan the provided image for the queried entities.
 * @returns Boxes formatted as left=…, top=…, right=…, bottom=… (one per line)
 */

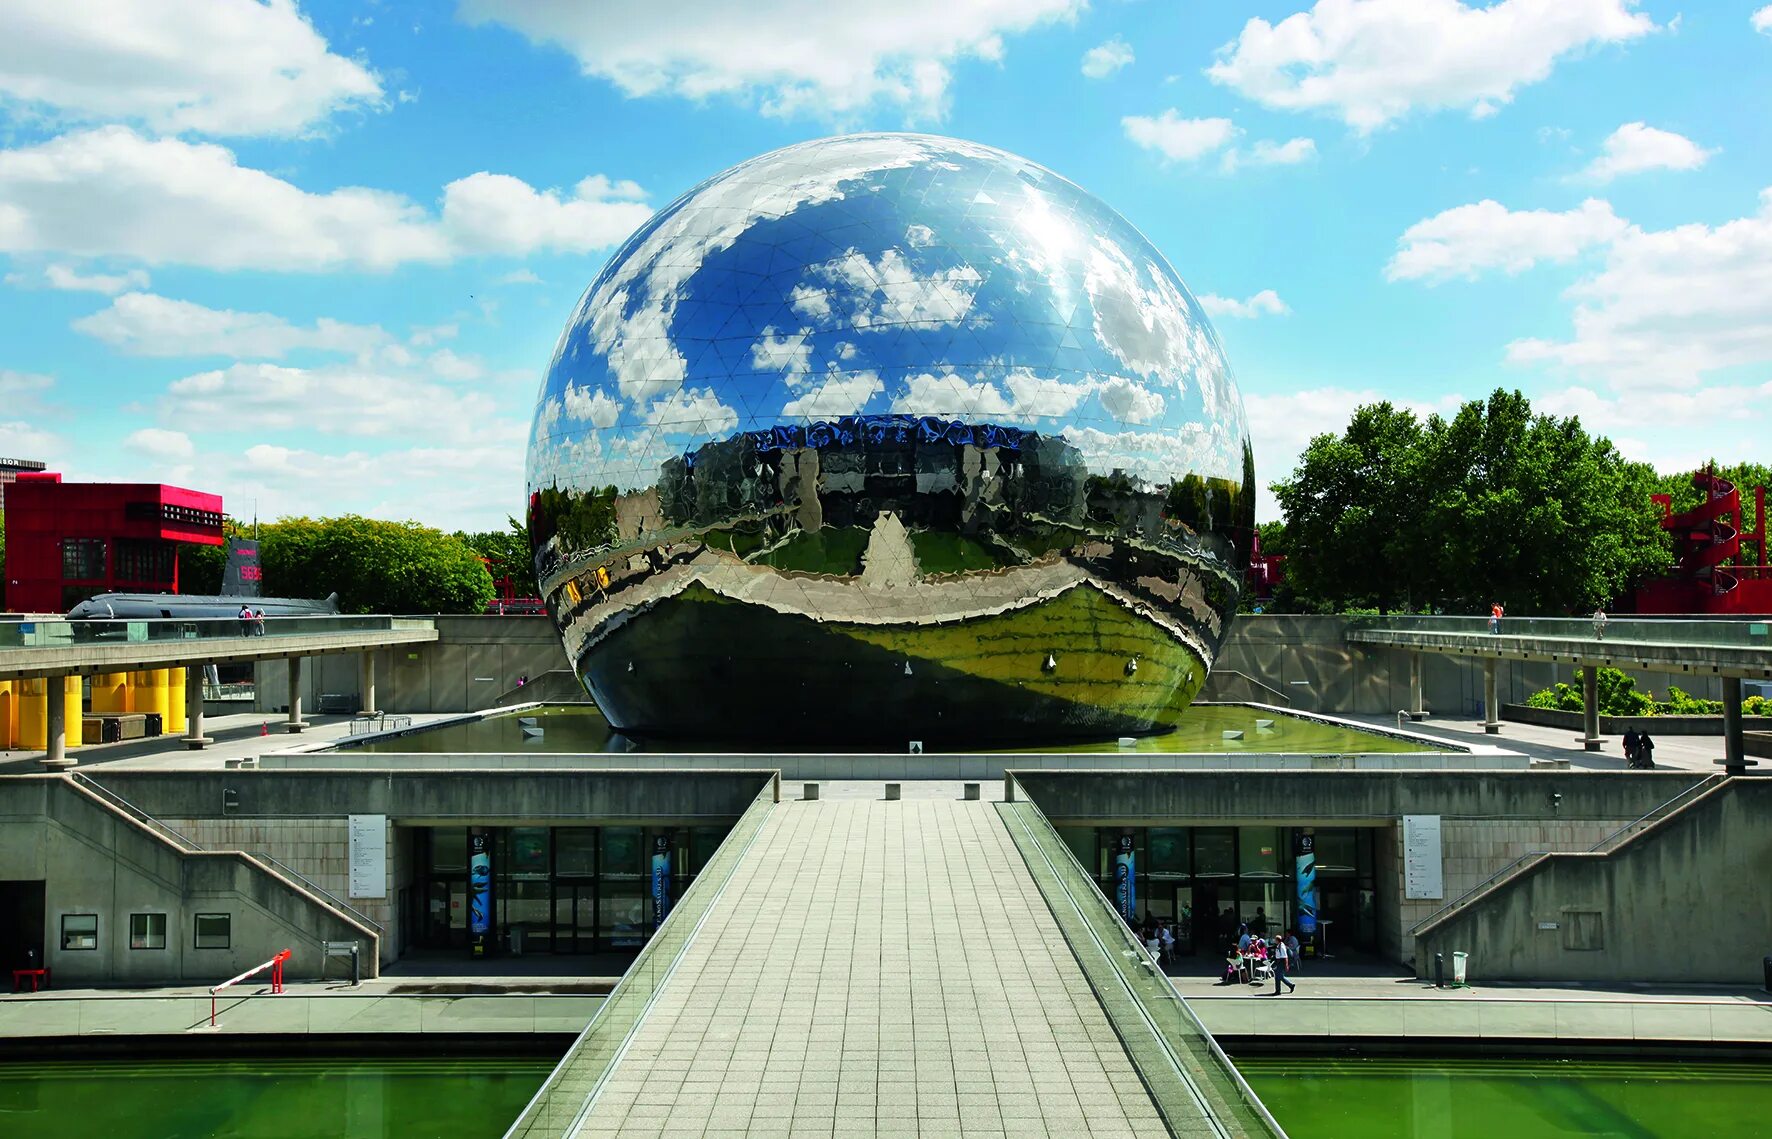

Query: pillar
left=360, top=651, right=379, bottom=716
left=0, top=679, right=14, bottom=749
left=285, top=657, right=308, bottom=733
left=183, top=665, right=212, bottom=750
left=1408, top=651, right=1425, bottom=719
left=42, top=675, right=70, bottom=769
left=167, top=666, right=187, bottom=735
left=91, top=671, right=128, bottom=715
left=136, top=669, right=171, bottom=736
left=1482, top=658, right=1500, bottom=734
left=124, top=670, right=145, bottom=714
left=1580, top=664, right=1602, bottom=751
left=18, top=678, right=47, bottom=750
left=63, top=676, right=83, bottom=747
left=1720, top=676, right=1748, bottom=775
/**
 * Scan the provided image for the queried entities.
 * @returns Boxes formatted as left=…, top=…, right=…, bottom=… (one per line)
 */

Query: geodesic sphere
left=526, top=133, right=1253, bottom=747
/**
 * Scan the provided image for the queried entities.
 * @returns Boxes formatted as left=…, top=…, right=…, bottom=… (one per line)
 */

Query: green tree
left=455, top=517, right=537, bottom=596
left=255, top=516, right=494, bottom=613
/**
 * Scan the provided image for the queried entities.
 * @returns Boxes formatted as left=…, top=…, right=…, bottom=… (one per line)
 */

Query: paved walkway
left=573, top=794, right=1176, bottom=1138
left=1349, top=713, right=1725, bottom=773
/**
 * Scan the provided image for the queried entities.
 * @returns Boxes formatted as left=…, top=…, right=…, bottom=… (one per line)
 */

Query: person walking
left=1623, top=728, right=1640, bottom=769
left=1285, top=930, right=1302, bottom=973
left=1489, top=601, right=1505, bottom=634
left=1637, top=730, right=1656, bottom=770
left=1270, top=933, right=1297, bottom=995
left=1593, top=608, right=1608, bottom=640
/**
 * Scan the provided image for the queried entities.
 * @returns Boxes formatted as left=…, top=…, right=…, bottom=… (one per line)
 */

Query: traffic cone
left=261, top=721, right=269, bottom=737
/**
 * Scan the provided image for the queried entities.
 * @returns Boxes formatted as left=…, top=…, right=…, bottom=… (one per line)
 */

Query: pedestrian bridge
left=505, top=779, right=1283, bottom=1138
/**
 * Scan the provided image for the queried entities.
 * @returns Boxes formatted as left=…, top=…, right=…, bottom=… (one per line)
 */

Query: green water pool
left=1240, top=1056, right=1772, bottom=1138
left=354, top=703, right=1438, bottom=755
left=0, top=1056, right=551, bottom=1139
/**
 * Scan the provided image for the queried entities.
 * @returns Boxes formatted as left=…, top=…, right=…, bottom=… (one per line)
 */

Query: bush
left=1526, top=683, right=1584, bottom=712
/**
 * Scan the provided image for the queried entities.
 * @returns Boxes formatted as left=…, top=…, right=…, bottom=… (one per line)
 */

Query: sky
left=1, top=0, right=1769, bottom=530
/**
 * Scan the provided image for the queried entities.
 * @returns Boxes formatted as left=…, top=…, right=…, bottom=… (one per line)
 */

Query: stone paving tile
left=571, top=798, right=1169, bottom=1137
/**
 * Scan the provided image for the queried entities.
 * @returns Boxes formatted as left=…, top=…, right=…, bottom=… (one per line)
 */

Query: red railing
left=209, top=949, right=291, bottom=1027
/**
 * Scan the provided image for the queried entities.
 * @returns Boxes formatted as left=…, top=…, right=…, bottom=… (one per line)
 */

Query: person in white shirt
left=1270, top=933, right=1297, bottom=995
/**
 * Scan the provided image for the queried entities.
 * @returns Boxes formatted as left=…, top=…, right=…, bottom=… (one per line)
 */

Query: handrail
left=1203, top=670, right=1292, bottom=707
left=67, top=772, right=384, bottom=937
left=1000, top=775, right=1286, bottom=1138
left=209, top=949, right=290, bottom=1027
left=1410, top=773, right=1727, bottom=936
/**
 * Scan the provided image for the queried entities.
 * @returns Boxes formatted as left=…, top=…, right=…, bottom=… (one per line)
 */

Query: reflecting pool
left=353, top=704, right=1439, bottom=755
left=0, top=1056, right=551, bottom=1139
left=1239, top=1056, right=1772, bottom=1138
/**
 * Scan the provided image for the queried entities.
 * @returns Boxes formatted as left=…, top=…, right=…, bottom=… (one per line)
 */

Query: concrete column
left=1580, top=664, right=1602, bottom=751
left=42, top=676, right=72, bottom=770
left=284, top=656, right=309, bottom=733
left=1482, top=658, right=1500, bottom=734
left=183, top=665, right=213, bottom=750
left=360, top=651, right=379, bottom=716
left=1720, top=675, right=1749, bottom=775
left=1408, top=651, right=1425, bottom=719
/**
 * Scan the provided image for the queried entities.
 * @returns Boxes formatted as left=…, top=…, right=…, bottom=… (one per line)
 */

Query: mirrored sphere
left=527, top=133, right=1254, bottom=747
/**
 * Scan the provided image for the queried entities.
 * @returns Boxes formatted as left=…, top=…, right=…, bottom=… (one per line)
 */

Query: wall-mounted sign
left=1402, top=814, right=1443, bottom=900
left=347, top=814, right=387, bottom=899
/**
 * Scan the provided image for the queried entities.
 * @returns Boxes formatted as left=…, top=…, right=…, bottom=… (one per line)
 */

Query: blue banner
left=1113, top=834, right=1136, bottom=922
left=1294, top=832, right=1318, bottom=937
left=650, top=836, right=673, bottom=929
left=468, top=833, right=492, bottom=949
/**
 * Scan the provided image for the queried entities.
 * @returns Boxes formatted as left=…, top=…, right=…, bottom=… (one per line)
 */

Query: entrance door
left=0, top=881, right=46, bottom=972
left=552, top=885, right=597, bottom=954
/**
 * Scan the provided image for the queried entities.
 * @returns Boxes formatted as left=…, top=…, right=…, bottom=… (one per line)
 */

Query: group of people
left=1219, top=924, right=1300, bottom=994
left=1622, top=727, right=1657, bottom=770
left=237, top=604, right=267, bottom=636
left=1138, top=921, right=1179, bottom=966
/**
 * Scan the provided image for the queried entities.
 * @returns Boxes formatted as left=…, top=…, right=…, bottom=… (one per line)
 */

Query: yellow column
left=91, top=672, right=128, bottom=715
left=64, top=676, right=83, bottom=747
left=0, top=679, right=14, bottom=749
left=124, top=670, right=145, bottom=714
left=141, top=669, right=172, bottom=734
left=18, top=678, right=47, bottom=751
left=167, top=666, right=187, bottom=735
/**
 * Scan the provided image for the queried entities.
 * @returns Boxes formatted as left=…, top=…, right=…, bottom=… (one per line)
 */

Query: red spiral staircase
left=1635, top=467, right=1772, bottom=614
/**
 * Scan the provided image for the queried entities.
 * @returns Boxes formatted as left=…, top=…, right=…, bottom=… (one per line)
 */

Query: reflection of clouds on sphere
left=528, top=132, right=1246, bottom=494
left=526, top=133, right=1254, bottom=747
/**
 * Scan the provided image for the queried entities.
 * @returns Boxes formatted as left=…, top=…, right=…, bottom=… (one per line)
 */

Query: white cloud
left=1386, top=198, right=1626, bottom=281
left=1097, top=375, right=1166, bottom=425
left=0, top=127, right=649, bottom=271
left=0, top=419, right=60, bottom=462
left=460, top=0, right=1082, bottom=120
left=0, top=369, right=54, bottom=398
left=1755, top=6, right=1772, bottom=34
left=1208, top=0, right=1656, bottom=133
left=408, top=322, right=458, bottom=347
left=125, top=427, right=194, bottom=461
left=790, top=248, right=982, bottom=329
left=888, top=368, right=1103, bottom=423
left=1580, top=122, right=1715, bottom=182
left=214, top=438, right=525, bottom=531
left=1122, top=112, right=1238, bottom=163
left=1239, top=137, right=1317, bottom=167
left=1081, top=37, right=1134, bottom=79
left=163, top=362, right=504, bottom=443
left=426, top=349, right=484, bottom=381
left=1506, top=188, right=1772, bottom=388
left=71, top=292, right=387, bottom=358
left=642, top=387, right=738, bottom=434
left=780, top=372, right=884, bottom=417
left=1198, top=289, right=1289, bottom=319
left=750, top=326, right=814, bottom=381
left=0, top=0, right=382, bottom=137
left=561, top=381, right=621, bottom=427
left=4, top=263, right=151, bottom=294
left=495, top=268, right=543, bottom=286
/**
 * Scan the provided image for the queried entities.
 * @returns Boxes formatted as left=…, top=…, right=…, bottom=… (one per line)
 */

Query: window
left=130, top=913, right=167, bottom=950
left=61, top=537, right=106, bottom=581
left=194, top=913, right=231, bottom=949
left=62, top=914, right=98, bottom=951
left=113, top=539, right=175, bottom=584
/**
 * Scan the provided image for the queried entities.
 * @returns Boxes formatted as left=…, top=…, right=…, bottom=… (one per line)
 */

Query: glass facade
left=410, top=824, right=732, bottom=955
left=1056, top=824, right=1380, bottom=957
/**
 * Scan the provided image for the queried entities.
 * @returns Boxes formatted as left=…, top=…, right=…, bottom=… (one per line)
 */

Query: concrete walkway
left=1348, top=713, right=1726, bottom=773
left=572, top=791, right=1178, bottom=1138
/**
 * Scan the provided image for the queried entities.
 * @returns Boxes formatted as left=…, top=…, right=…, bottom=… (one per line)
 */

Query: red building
left=1632, top=468, right=1772, bottom=615
left=0, top=456, right=46, bottom=511
left=2, top=473, right=224, bottom=613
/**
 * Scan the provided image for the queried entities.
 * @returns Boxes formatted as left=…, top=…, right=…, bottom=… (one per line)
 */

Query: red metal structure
left=1245, top=530, right=1285, bottom=603
left=1634, top=467, right=1772, bottom=615
left=2, top=473, right=224, bottom=612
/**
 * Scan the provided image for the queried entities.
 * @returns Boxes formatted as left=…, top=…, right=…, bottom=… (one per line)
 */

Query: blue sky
left=2, top=0, right=1769, bottom=529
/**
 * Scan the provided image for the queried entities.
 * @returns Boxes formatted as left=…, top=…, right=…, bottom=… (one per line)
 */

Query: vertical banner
left=1294, top=831, right=1318, bottom=954
left=468, top=831, right=492, bottom=957
left=650, top=835, right=674, bottom=930
left=1113, top=833, right=1137, bottom=923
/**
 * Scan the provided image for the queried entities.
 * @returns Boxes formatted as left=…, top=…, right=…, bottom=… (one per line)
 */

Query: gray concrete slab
left=572, top=798, right=1177, bottom=1138
left=1347, top=713, right=1729, bottom=773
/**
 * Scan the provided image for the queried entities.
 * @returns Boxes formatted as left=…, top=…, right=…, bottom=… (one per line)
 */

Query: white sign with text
left=1402, top=814, right=1444, bottom=900
left=348, top=814, right=387, bottom=899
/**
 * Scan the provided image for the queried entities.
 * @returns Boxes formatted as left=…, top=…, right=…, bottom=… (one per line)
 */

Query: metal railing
left=67, top=771, right=384, bottom=937
left=503, top=780, right=777, bottom=1139
left=348, top=713, right=413, bottom=735
left=999, top=776, right=1286, bottom=1139
left=1348, top=613, right=1772, bottom=648
left=1410, top=773, right=1727, bottom=937
left=0, top=614, right=433, bottom=650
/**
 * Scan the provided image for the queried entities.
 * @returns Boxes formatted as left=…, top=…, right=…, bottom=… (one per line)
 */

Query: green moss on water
left=0, top=1057, right=552, bottom=1139
left=1239, top=1056, right=1772, bottom=1139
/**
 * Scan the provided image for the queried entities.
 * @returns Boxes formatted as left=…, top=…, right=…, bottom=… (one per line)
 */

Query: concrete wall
left=1415, top=778, right=1772, bottom=985
left=0, top=777, right=375, bottom=986
left=255, top=616, right=570, bottom=715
